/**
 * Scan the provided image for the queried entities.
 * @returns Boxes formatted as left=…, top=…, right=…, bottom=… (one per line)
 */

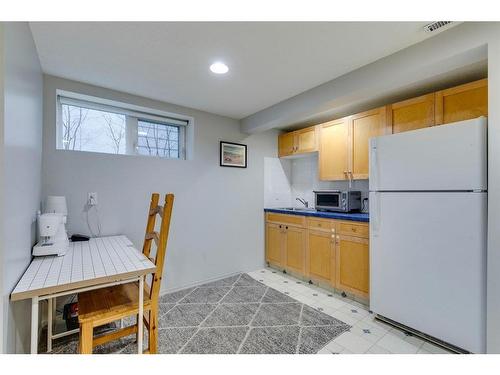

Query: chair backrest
left=142, top=193, right=174, bottom=301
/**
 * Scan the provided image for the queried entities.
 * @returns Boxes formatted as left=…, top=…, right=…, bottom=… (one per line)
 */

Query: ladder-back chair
left=77, top=193, right=174, bottom=354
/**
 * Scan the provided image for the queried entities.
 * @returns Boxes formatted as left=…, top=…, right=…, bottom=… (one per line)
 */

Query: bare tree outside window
left=61, top=105, right=90, bottom=150
left=58, top=97, right=184, bottom=159
left=60, top=104, right=126, bottom=155
left=137, top=120, right=179, bottom=158
left=102, top=113, right=126, bottom=154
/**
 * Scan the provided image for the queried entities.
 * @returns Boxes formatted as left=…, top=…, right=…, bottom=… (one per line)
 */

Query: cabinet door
left=266, top=222, right=283, bottom=267
left=389, top=93, right=435, bottom=134
left=295, top=126, right=318, bottom=154
left=435, top=78, right=487, bottom=125
left=336, top=235, right=369, bottom=298
left=278, top=132, right=295, bottom=157
left=351, top=107, right=388, bottom=179
left=319, top=119, right=349, bottom=180
left=284, top=226, right=306, bottom=274
left=306, top=229, right=335, bottom=285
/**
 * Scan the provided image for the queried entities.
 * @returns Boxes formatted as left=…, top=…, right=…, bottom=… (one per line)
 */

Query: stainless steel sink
left=278, top=207, right=316, bottom=212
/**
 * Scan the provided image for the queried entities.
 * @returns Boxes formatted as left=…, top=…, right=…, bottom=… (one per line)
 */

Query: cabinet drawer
left=266, top=213, right=306, bottom=227
left=338, top=222, right=369, bottom=238
left=308, top=218, right=335, bottom=232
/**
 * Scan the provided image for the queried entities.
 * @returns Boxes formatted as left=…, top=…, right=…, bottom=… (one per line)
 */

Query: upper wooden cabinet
left=278, top=126, right=318, bottom=157
left=350, top=107, right=389, bottom=179
left=319, top=118, right=349, bottom=180
left=389, top=93, right=435, bottom=134
left=278, top=132, right=295, bottom=157
left=319, top=107, right=388, bottom=181
left=279, top=78, right=488, bottom=181
left=435, top=79, right=488, bottom=125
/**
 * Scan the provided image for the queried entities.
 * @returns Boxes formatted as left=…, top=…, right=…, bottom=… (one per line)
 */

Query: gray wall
left=42, top=75, right=279, bottom=294
left=0, top=23, right=4, bottom=355
left=1, top=22, right=43, bottom=353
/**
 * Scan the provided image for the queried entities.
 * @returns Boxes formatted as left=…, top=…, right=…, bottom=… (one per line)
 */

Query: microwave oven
left=313, top=190, right=361, bottom=212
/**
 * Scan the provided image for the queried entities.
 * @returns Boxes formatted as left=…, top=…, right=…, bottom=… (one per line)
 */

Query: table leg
left=138, top=276, right=144, bottom=354
left=31, top=297, right=39, bottom=354
left=47, top=298, right=53, bottom=352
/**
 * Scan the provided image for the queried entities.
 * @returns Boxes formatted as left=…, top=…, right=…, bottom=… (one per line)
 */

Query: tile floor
left=248, top=268, right=454, bottom=354
left=47, top=268, right=454, bottom=354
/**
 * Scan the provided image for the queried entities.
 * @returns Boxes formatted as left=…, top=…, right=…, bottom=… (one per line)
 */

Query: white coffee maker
left=33, top=196, right=69, bottom=257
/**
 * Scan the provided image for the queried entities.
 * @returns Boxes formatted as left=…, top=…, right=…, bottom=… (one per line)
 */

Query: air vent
left=423, top=21, right=453, bottom=33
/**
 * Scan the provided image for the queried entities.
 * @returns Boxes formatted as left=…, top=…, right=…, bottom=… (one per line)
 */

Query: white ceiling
left=30, top=22, right=445, bottom=119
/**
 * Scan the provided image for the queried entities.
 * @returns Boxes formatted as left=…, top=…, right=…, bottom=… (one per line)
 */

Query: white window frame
left=56, top=89, right=193, bottom=160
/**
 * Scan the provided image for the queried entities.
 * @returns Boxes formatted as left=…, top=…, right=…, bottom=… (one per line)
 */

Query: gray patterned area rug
left=49, top=273, right=350, bottom=354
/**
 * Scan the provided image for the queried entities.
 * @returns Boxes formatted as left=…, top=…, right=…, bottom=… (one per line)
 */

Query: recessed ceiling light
left=210, top=62, right=229, bottom=74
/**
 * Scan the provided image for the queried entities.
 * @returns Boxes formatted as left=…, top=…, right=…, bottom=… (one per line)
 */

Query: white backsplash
left=264, top=154, right=369, bottom=212
left=291, top=155, right=369, bottom=210
left=264, top=157, right=293, bottom=208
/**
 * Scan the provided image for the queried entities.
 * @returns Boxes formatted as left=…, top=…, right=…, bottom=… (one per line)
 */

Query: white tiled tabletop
left=11, top=235, right=156, bottom=301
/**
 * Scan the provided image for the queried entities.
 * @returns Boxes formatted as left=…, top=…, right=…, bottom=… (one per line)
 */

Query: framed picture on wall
left=220, top=141, right=247, bottom=168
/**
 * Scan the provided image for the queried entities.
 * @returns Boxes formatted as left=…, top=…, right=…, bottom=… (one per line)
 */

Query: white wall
left=1, top=22, right=43, bottom=354
left=42, top=75, right=279, bottom=293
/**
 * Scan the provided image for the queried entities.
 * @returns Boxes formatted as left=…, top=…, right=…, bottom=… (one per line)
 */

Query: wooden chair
left=77, top=193, right=174, bottom=354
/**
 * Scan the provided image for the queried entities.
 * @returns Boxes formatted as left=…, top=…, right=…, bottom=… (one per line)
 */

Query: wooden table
left=10, top=235, right=156, bottom=354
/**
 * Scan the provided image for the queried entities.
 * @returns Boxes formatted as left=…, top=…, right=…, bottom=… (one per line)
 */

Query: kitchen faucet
left=296, top=197, right=309, bottom=208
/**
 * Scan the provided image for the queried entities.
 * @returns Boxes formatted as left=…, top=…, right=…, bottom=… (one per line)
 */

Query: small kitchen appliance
left=33, top=196, right=69, bottom=257
left=313, top=190, right=361, bottom=212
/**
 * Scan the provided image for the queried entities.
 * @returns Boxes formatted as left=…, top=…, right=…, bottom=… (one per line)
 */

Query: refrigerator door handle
left=370, top=138, right=378, bottom=189
left=371, top=192, right=380, bottom=235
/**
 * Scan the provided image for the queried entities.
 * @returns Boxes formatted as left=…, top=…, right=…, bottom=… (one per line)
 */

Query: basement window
left=56, top=92, right=189, bottom=159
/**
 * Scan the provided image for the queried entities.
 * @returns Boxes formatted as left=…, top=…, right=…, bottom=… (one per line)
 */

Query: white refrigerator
left=369, top=117, right=487, bottom=353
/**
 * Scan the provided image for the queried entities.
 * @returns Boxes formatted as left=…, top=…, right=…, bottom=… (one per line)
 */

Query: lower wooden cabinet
left=265, top=222, right=284, bottom=267
left=265, top=220, right=306, bottom=274
left=336, top=235, right=370, bottom=299
left=306, top=229, right=336, bottom=284
left=266, top=213, right=369, bottom=300
left=284, top=226, right=306, bottom=274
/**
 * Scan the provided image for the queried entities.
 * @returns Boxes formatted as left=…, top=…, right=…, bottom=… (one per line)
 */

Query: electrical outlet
left=88, top=192, right=98, bottom=206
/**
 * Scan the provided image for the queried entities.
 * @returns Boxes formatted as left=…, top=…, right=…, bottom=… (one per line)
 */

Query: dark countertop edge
left=264, top=208, right=369, bottom=222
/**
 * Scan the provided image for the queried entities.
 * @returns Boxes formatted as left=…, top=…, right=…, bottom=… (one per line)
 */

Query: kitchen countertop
left=264, top=208, right=369, bottom=222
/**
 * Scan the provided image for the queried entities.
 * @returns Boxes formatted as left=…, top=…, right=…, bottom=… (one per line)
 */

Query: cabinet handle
left=285, top=226, right=288, bottom=230
left=279, top=225, right=282, bottom=229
